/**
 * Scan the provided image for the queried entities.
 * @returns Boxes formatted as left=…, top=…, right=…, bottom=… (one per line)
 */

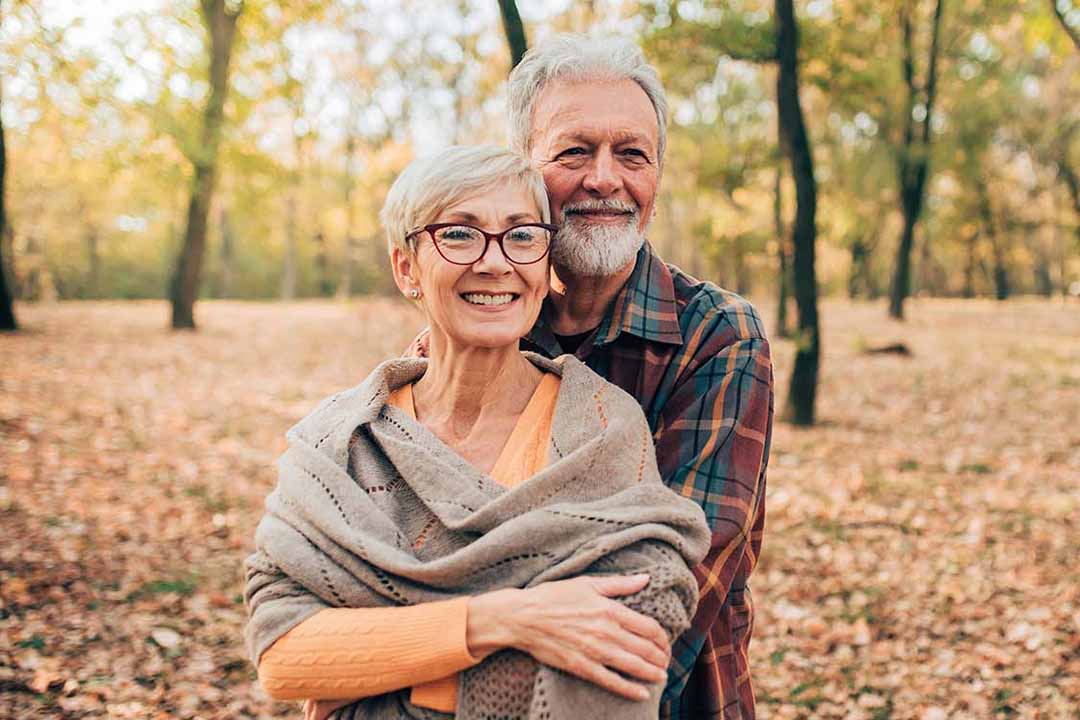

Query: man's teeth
left=463, top=293, right=515, bottom=306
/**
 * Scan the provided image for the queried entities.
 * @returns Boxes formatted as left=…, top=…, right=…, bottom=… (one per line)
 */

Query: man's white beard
left=551, top=201, right=645, bottom=278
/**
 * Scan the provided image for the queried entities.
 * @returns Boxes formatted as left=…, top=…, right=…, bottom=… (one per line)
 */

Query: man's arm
left=652, top=328, right=774, bottom=691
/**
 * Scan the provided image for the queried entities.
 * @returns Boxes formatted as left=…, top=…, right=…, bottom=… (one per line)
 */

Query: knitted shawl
left=244, top=353, right=710, bottom=720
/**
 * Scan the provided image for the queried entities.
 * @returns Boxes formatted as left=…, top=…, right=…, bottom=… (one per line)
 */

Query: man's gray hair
left=507, top=34, right=669, bottom=166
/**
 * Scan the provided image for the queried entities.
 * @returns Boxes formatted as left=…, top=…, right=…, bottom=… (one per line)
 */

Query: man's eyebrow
left=548, top=131, right=592, bottom=147
left=611, top=130, right=654, bottom=148
left=549, top=130, right=655, bottom=149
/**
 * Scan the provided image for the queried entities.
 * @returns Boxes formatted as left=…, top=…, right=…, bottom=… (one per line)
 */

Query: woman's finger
left=561, top=652, right=653, bottom=702
left=610, top=602, right=671, bottom=658
left=584, top=636, right=668, bottom=684
left=602, top=612, right=670, bottom=669
left=588, top=573, right=650, bottom=598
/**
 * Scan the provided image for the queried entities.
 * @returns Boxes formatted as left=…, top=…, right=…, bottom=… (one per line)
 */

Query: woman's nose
left=472, top=237, right=513, bottom=274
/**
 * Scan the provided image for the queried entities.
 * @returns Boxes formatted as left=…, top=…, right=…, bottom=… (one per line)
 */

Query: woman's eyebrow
left=443, top=211, right=480, bottom=222
left=442, top=211, right=537, bottom=225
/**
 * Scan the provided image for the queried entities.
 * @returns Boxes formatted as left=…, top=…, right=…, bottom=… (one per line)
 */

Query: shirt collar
left=526, top=241, right=684, bottom=354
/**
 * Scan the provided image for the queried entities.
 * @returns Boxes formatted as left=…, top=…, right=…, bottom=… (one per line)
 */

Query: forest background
left=1, top=1, right=1079, bottom=718
left=4, top=0, right=1078, bottom=313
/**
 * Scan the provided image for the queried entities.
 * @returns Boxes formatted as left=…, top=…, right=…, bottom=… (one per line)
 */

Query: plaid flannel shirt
left=522, top=243, right=774, bottom=720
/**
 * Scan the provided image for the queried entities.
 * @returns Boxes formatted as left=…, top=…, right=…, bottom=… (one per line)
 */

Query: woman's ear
left=390, top=246, right=418, bottom=297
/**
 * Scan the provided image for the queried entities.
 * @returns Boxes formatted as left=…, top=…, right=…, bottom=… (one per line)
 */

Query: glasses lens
left=433, top=225, right=485, bottom=263
left=502, top=225, right=551, bottom=263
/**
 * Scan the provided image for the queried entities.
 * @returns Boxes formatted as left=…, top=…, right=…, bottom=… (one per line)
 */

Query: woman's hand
left=466, top=574, right=670, bottom=701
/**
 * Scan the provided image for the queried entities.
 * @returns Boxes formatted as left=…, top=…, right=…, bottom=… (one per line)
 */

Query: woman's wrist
left=466, top=588, right=522, bottom=660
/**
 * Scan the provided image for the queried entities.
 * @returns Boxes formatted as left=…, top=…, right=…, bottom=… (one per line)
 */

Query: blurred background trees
left=1, top=0, right=1077, bottom=317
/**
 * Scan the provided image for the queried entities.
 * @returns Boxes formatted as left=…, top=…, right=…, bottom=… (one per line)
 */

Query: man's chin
left=552, top=226, right=644, bottom=278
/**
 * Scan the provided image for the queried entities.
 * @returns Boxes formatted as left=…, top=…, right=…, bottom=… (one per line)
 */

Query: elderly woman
left=244, top=145, right=709, bottom=720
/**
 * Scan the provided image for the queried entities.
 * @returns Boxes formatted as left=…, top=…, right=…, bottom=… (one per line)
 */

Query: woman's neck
left=413, top=334, right=541, bottom=442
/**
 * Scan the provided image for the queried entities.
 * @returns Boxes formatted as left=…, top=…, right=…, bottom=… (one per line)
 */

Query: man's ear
left=390, top=246, right=418, bottom=295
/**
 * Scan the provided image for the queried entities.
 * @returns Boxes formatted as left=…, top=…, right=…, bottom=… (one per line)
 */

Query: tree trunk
left=1054, top=181, right=1070, bottom=297
left=774, top=159, right=790, bottom=338
left=497, top=0, right=528, bottom=69
left=315, top=230, right=333, bottom=296
left=1058, top=157, right=1080, bottom=253
left=975, top=175, right=1008, bottom=300
left=889, top=192, right=920, bottom=316
left=169, top=0, right=241, bottom=329
left=1050, top=0, right=1080, bottom=51
left=776, top=0, right=820, bottom=426
left=282, top=115, right=306, bottom=301
left=0, top=64, right=14, bottom=332
left=282, top=190, right=298, bottom=300
left=338, top=116, right=358, bottom=299
left=219, top=206, right=234, bottom=298
left=733, top=234, right=749, bottom=296
left=993, top=252, right=1009, bottom=300
left=888, top=0, right=944, bottom=320
left=962, top=229, right=977, bottom=298
left=848, top=236, right=869, bottom=299
left=1033, top=252, right=1053, bottom=297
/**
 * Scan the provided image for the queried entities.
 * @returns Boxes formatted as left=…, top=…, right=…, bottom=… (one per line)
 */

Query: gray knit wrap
left=244, top=353, right=710, bottom=720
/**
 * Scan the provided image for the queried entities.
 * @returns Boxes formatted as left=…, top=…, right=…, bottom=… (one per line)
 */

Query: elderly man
left=507, top=35, right=774, bottom=720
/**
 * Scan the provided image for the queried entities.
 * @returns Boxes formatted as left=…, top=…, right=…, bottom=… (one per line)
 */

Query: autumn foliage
left=1, top=299, right=1077, bottom=717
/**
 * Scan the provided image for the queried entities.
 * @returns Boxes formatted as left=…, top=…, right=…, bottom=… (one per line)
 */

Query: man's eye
left=622, top=149, right=648, bottom=161
left=558, top=148, right=587, bottom=158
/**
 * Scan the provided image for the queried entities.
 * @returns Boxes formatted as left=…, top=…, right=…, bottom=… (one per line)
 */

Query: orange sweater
left=258, top=373, right=560, bottom=719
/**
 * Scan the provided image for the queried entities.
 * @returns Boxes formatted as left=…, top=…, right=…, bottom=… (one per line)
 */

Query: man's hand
left=466, top=574, right=670, bottom=701
left=404, top=328, right=430, bottom=358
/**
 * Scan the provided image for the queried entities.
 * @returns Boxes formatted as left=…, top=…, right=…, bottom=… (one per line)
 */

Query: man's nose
left=472, top=236, right=513, bottom=274
left=581, top=149, right=622, bottom=197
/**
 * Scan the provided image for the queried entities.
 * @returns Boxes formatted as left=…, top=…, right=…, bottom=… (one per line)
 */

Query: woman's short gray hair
left=507, top=34, right=669, bottom=166
left=381, top=145, right=550, bottom=256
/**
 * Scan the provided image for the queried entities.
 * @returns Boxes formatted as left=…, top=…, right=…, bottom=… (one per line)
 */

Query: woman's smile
left=460, top=291, right=520, bottom=308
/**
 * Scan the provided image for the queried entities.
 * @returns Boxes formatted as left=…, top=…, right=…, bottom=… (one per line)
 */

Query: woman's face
left=393, top=183, right=550, bottom=352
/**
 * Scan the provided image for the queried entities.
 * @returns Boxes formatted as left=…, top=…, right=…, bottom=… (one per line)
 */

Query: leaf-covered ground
left=1, top=299, right=1077, bottom=719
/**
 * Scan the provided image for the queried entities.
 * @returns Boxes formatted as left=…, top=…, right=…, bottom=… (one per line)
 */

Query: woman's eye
left=437, top=228, right=479, bottom=245
left=507, top=230, right=536, bottom=244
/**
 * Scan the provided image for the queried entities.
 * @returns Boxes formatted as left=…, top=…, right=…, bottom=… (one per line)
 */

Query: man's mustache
left=561, top=199, right=638, bottom=220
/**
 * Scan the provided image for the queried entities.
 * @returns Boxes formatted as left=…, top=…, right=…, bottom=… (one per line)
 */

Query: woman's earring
left=409, top=288, right=421, bottom=300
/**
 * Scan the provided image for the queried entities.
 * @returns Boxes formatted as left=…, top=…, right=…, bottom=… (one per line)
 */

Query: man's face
left=528, top=78, right=661, bottom=277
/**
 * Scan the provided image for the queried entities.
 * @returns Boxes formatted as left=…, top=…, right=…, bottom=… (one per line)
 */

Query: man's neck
left=545, top=260, right=636, bottom=336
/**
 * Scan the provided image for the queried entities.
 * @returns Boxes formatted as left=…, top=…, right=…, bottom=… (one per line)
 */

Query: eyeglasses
left=405, top=223, right=558, bottom=265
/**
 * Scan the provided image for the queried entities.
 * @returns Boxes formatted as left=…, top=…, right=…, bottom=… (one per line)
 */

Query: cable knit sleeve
left=257, top=599, right=479, bottom=703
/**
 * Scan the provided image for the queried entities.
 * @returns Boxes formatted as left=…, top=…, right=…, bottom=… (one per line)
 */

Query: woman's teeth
left=462, top=293, right=515, bottom=306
